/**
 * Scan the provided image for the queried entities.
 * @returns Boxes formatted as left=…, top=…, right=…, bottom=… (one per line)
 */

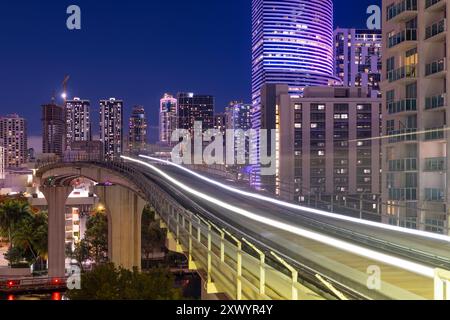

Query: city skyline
left=0, top=0, right=379, bottom=143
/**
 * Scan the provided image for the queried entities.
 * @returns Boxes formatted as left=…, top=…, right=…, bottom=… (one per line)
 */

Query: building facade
left=65, top=98, right=92, bottom=148
left=159, top=94, right=178, bottom=145
left=259, top=84, right=381, bottom=209
left=251, top=0, right=337, bottom=187
left=42, top=102, right=65, bottom=157
left=0, top=114, right=27, bottom=168
left=382, top=0, right=449, bottom=234
left=0, top=146, right=4, bottom=180
left=128, top=106, right=148, bottom=153
left=334, top=28, right=382, bottom=98
left=177, top=93, right=214, bottom=133
left=100, top=98, right=123, bottom=161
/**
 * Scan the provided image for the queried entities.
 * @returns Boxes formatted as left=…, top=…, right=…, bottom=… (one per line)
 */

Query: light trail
left=138, top=155, right=450, bottom=243
left=122, top=155, right=435, bottom=278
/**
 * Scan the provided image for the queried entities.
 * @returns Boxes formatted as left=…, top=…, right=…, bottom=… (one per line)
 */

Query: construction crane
left=61, top=75, right=70, bottom=102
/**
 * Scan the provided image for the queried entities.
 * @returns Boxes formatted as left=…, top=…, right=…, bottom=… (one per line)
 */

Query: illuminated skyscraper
left=159, top=94, right=178, bottom=146
left=0, top=114, right=27, bottom=167
left=334, top=28, right=382, bottom=98
left=100, top=98, right=123, bottom=161
left=65, top=97, right=92, bottom=147
left=251, top=0, right=337, bottom=187
left=128, top=106, right=148, bottom=153
left=177, top=93, right=214, bottom=133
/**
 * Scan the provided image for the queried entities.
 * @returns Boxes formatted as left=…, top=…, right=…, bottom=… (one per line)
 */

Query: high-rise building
left=252, top=0, right=336, bottom=101
left=0, top=146, right=4, bottom=180
left=382, top=0, right=449, bottom=234
left=159, top=94, right=178, bottom=145
left=259, top=84, right=381, bottom=207
left=0, top=114, right=27, bottom=168
left=128, top=106, right=148, bottom=153
left=100, top=98, right=123, bottom=161
left=65, top=97, right=92, bottom=147
left=226, top=102, right=252, bottom=163
left=177, top=93, right=214, bottom=133
left=42, top=101, right=65, bottom=157
left=251, top=0, right=337, bottom=187
left=226, top=102, right=252, bottom=131
left=214, top=113, right=227, bottom=133
left=334, top=28, right=382, bottom=98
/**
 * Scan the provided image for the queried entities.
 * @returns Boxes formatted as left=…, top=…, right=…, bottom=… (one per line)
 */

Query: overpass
left=34, top=157, right=450, bottom=300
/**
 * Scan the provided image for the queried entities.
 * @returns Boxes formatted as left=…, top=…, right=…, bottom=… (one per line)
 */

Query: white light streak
left=139, top=155, right=450, bottom=244
left=122, top=156, right=435, bottom=278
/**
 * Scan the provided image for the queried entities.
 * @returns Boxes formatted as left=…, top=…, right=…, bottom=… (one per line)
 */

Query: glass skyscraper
left=251, top=0, right=337, bottom=188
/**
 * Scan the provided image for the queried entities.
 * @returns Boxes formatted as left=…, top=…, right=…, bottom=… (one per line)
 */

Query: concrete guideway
left=34, top=158, right=450, bottom=300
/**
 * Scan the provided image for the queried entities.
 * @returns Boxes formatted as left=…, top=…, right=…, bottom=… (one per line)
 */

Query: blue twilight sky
left=0, top=0, right=380, bottom=144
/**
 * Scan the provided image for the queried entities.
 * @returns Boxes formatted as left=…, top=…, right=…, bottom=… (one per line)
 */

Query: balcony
left=388, top=158, right=418, bottom=172
left=388, top=188, right=417, bottom=201
left=387, top=0, right=418, bottom=23
left=387, top=65, right=417, bottom=84
left=424, top=127, right=446, bottom=141
left=425, top=59, right=446, bottom=78
left=388, top=99, right=417, bottom=115
left=425, top=94, right=446, bottom=111
left=388, top=128, right=417, bottom=143
left=387, top=29, right=417, bottom=51
left=425, top=19, right=447, bottom=42
left=425, top=0, right=446, bottom=12
left=424, top=157, right=446, bottom=171
left=425, top=188, right=445, bottom=202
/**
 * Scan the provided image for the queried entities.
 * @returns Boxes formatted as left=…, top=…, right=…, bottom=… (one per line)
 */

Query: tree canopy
left=67, top=263, right=182, bottom=300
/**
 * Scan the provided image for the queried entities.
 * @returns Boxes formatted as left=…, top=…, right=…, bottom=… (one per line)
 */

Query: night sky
left=0, top=0, right=381, bottom=148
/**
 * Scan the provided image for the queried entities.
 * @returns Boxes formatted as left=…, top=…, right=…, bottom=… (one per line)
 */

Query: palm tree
left=11, top=211, right=48, bottom=267
left=0, top=199, right=32, bottom=246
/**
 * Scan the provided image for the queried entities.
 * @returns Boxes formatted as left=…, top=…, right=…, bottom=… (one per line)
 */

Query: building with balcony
left=382, top=0, right=450, bottom=233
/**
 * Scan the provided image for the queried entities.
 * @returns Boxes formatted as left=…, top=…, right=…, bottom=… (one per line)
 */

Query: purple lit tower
left=251, top=0, right=338, bottom=188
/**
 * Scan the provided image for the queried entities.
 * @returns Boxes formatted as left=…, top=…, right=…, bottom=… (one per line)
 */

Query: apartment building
left=382, top=0, right=449, bottom=233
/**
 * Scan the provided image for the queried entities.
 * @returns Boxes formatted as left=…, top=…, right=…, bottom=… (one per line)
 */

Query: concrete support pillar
left=41, top=186, right=72, bottom=279
left=95, top=185, right=146, bottom=270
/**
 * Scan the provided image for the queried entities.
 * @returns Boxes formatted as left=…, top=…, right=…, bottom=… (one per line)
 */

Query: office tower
left=159, top=94, right=178, bottom=145
left=258, top=84, right=381, bottom=208
left=42, top=101, right=65, bottom=157
left=100, top=98, right=123, bottom=161
left=226, top=102, right=252, bottom=162
left=382, top=0, right=449, bottom=233
left=334, top=28, right=382, bottom=97
left=226, top=102, right=252, bottom=131
left=65, top=97, right=92, bottom=148
left=251, top=0, right=337, bottom=187
left=128, top=106, right=148, bottom=153
left=0, top=114, right=27, bottom=167
left=214, top=113, right=227, bottom=133
left=177, top=93, right=214, bottom=133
